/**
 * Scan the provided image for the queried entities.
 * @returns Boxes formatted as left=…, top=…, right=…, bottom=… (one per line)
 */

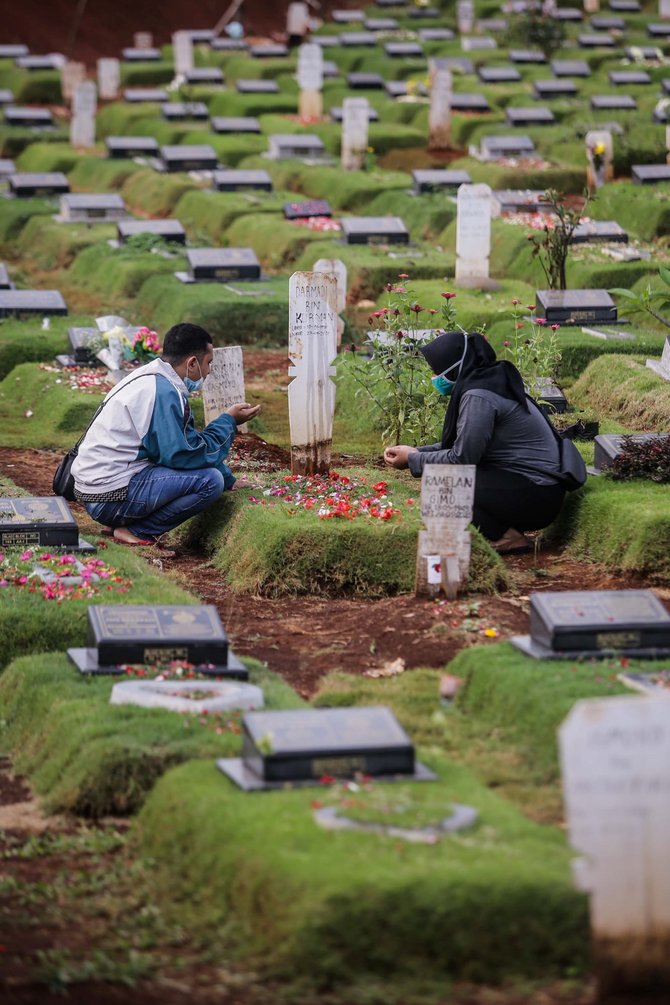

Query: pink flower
left=550, top=323, right=560, bottom=331
left=441, top=292, right=456, bottom=299
left=535, top=318, right=547, bottom=325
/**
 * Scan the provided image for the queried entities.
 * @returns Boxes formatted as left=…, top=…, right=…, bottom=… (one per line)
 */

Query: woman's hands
left=383, top=445, right=418, bottom=470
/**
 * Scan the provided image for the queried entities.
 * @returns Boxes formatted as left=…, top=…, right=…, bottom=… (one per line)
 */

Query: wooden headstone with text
left=313, top=257, right=347, bottom=346
left=342, top=97, right=369, bottom=171
left=70, top=81, right=96, bottom=148
left=203, top=346, right=247, bottom=430
left=288, top=271, right=338, bottom=475
left=298, top=43, right=323, bottom=119
left=429, top=67, right=452, bottom=150
left=416, top=464, right=475, bottom=599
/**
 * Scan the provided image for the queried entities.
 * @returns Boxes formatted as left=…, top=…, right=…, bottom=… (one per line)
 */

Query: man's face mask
left=431, top=335, right=468, bottom=396
left=184, top=358, right=204, bottom=394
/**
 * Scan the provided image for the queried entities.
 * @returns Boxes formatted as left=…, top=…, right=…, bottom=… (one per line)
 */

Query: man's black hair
left=162, top=323, right=212, bottom=362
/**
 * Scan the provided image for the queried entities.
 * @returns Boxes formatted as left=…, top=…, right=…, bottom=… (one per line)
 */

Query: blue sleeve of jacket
left=139, top=379, right=238, bottom=476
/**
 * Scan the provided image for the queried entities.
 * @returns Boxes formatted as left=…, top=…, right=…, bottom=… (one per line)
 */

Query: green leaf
left=659, top=266, right=670, bottom=288
left=608, top=288, right=639, bottom=300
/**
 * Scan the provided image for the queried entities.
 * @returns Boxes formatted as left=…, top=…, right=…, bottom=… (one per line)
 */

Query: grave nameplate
left=492, top=189, right=552, bottom=215
left=283, top=199, right=332, bottom=220
left=478, top=67, right=521, bottom=83
left=384, top=42, right=424, bottom=58
left=649, top=22, right=670, bottom=35
left=210, top=39, right=249, bottom=52
left=184, top=68, right=224, bottom=85
left=0, top=89, right=14, bottom=105
left=68, top=326, right=97, bottom=363
left=235, top=79, right=280, bottom=93
left=123, top=88, right=168, bottom=102
left=268, top=134, right=326, bottom=160
left=211, top=116, right=261, bottom=133
left=413, top=169, right=472, bottom=193
left=213, top=169, right=273, bottom=192
left=591, top=15, right=625, bottom=28
left=346, top=72, right=385, bottom=89
left=187, top=248, right=261, bottom=281
left=506, top=106, right=555, bottom=126
left=333, top=9, right=364, bottom=21
left=591, top=95, right=637, bottom=110
left=624, top=45, right=662, bottom=59
left=329, top=105, right=378, bottom=123
left=632, top=164, right=670, bottom=184
left=578, top=32, right=615, bottom=46
left=508, top=48, right=547, bottom=62
left=160, top=102, right=209, bottom=121
left=203, top=345, right=247, bottom=426
left=610, top=0, right=640, bottom=8
left=187, top=29, right=215, bottom=43
left=160, top=144, right=218, bottom=171
left=341, top=216, right=409, bottom=244
left=513, top=589, right=670, bottom=659
left=322, top=61, right=339, bottom=80
left=117, top=219, right=186, bottom=244
left=462, top=37, right=497, bottom=52
left=450, top=93, right=490, bottom=111
left=121, top=47, right=161, bottom=61
left=416, top=463, right=475, bottom=598
left=249, top=44, right=289, bottom=58
left=430, top=56, right=473, bottom=74
left=535, top=289, right=617, bottom=324
left=477, top=17, right=508, bottom=31
left=4, top=106, right=53, bottom=127
left=0, top=158, right=15, bottom=179
left=385, top=81, right=408, bottom=98
left=594, top=432, right=670, bottom=471
left=571, top=220, right=628, bottom=243
left=61, top=61, right=86, bottom=103
left=0, top=263, right=12, bottom=289
left=342, top=96, right=370, bottom=170
left=0, top=45, right=28, bottom=58
left=366, top=18, right=399, bottom=30
left=534, top=79, right=579, bottom=97
left=0, top=496, right=85, bottom=549
left=16, top=55, right=63, bottom=70
left=60, top=193, right=127, bottom=222
left=646, top=335, right=670, bottom=380
left=410, top=4, right=440, bottom=15
left=218, top=706, right=435, bottom=790
left=480, top=135, right=535, bottom=159
left=551, top=59, right=591, bottom=76
left=0, top=290, right=67, bottom=317
left=419, top=28, right=455, bottom=41
left=106, top=135, right=159, bottom=158
left=340, top=32, right=377, bottom=46
left=377, top=0, right=408, bottom=5
left=8, top=171, right=69, bottom=196
left=68, top=604, right=248, bottom=678
left=552, top=6, right=584, bottom=19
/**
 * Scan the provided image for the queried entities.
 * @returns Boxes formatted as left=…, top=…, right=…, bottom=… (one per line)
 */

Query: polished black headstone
left=160, top=144, right=218, bottom=172
left=235, top=79, right=280, bottom=93
left=16, top=54, right=62, bottom=70
left=591, top=15, right=625, bottom=29
left=187, top=247, right=261, bottom=281
left=632, top=164, right=670, bottom=184
left=218, top=706, right=435, bottom=790
left=608, top=70, right=651, bottom=85
left=431, top=57, right=473, bottom=74
left=249, top=43, right=289, bottom=57
left=571, top=221, right=628, bottom=244
left=535, top=289, right=617, bottom=325
left=418, top=28, right=454, bottom=41
left=310, top=36, right=338, bottom=47
left=212, top=169, right=273, bottom=192
left=161, top=102, right=209, bottom=121
left=341, top=216, right=409, bottom=245
left=187, top=29, right=216, bottom=43
left=480, top=135, right=535, bottom=158
left=210, top=38, right=249, bottom=51
left=506, top=106, right=555, bottom=126
left=384, top=42, right=423, bottom=58
left=512, top=590, right=670, bottom=659
left=283, top=199, right=332, bottom=219
left=0, top=44, right=28, bottom=58
left=329, top=105, right=379, bottom=122
left=610, top=0, right=640, bottom=9
left=578, top=32, right=615, bottom=46
left=450, top=93, right=490, bottom=112
left=184, top=67, right=224, bottom=85
left=594, top=432, right=670, bottom=471
left=551, top=59, right=591, bottom=76
left=106, top=135, right=160, bottom=158
left=552, top=6, right=584, bottom=20
left=493, top=189, right=552, bottom=214
left=60, top=193, right=126, bottom=220
left=117, top=219, right=186, bottom=243
left=210, top=116, right=261, bottom=133
left=8, top=171, right=69, bottom=196
left=68, top=326, right=97, bottom=363
left=346, top=72, right=385, bottom=89
left=333, top=9, right=364, bottom=22
left=340, top=32, right=377, bottom=46
left=123, top=87, right=168, bottom=102
left=533, top=79, right=578, bottom=97
left=413, top=169, right=472, bottom=193
left=366, top=18, right=399, bottom=30
left=478, top=66, right=521, bottom=83
left=509, top=48, right=547, bottom=63
left=0, top=264, right=11, bottom=289
left=4, top=106, right=53, bottom=127
left=648, top=23, right=670, bottom=37
left=463, top=36, right=497, bottom=51
left=268, top=134, right=326, bottom=158
left=121, top=47, right=161, bottom=61
left=0, top=496, right=81, bottom=548
left=532, top=377, right=568, bottom=414
left=0, top=290, right=67, bottom=317
left=591, top=94, right=637, bottom=110
left=68, top=604, right=248, bottom=678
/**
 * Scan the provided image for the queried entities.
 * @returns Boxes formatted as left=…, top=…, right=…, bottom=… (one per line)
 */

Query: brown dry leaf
left=364, top=657, right=406, bottom=679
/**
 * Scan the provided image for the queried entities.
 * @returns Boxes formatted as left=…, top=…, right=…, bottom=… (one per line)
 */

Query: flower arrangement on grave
left=527, top=188, right=590, bottom=290
left=608, top=435, right=670, bottom=483
left=503, top=299, right=562, bottom=396
left=0, top=549, right=132, bottom=601
left=88, top=321, right=162, bottom=369
left=127, top=326, right=161, bottom=364
left=344, top=276, right=480, bottom=444
left=247, top=471, right=412, bottom=522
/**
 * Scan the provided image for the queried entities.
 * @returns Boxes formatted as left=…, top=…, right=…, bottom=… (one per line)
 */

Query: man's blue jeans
left=84, top=465, right=226, bottom=540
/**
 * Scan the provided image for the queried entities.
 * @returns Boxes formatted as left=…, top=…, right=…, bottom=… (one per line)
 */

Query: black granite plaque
left=481, top=135, right=535, bottom=158
left=413, top=169, right=472, bottom=193
left=346, top=72, right=385, bottom=89
left=366, top=17, right=398, bottom=30
left=8, top=171, right=68, bottom=197
left=625, top=45, right=664, bottom=60
left=0, top=496, right=85, bottom=548
left=310, top=36, right=338, bottom=47
left=463, top=36, right=497, bottom=51
left=61, top=193, right=127, bottom=220
left=341, top=216, right=409, bottom=245
left=212, top=169, right=273, bottom=192
left=493, top=189, right=552, bottom=214
left=552, top=6, right=584, bottom=19
left=268, top=134, right=326, bottom=158
left=431, top=57, right=473, bottom=74
left=0, top=290, right=67, bottom=317
left=322, top=60, right=339, bottom=79
left=106, top=135, right=160, bottom=158
left=218, top=706, right=437, bottom=790
left=450, top=93, right=490, bottom=112
left=210, top=116, right=261, bottom=133
left=187, top=29, right=216, bottom=43
left=376, top=0, right=408, bottom=6
left=249, top=43, right=289, bottom=57
left=235, top=79, right=280, bottom=94
left=161, top=102, right=209, bottom=121
left=591, top=15, right=625, bottom=29
left=533, top=79, right=578, bottom=97
left=333, top=9, right=364, bottom=22
left=478, top=66, right=521, bottom=83
left=384, top=42, right=423, bottom=58
left=340, top=32, right=377, bottom=46
left=160, top=144, right=218, bottom=172
left=571, top=221, right=628, bottom=244
left=0, top=44, right=28, bottom=58
left=187, top=248, right=261, bottom=281
left=551, top=59, right=591, bottom=77
left=117, top=219, right=186, bottom=244
left=283, top=199, right=332, bottom=220
left=4, top=107, right=53, bottom=128
left=535, top=289, right=617, bottom=325
left=648, top=23, right=670, bottom=37
left=0, top=158, right=15, bottom=179
left=68, top=604, right=248, bottom=678
left=593, top=432, right=670, bottom=471
left=184, top=67, right=224, bottom=85
left=68, top=326, right=97, bottom=363
left=210, top=38, right=249, bottom=51
left=410, top=5, right=440, bottom=16
left=578, top=32, right=615, bottom=46
left=591, top=95, right=637, bottom=110
left=511, top=590, right=670, bottom=659
left=509, top=49, right=547, bottom=63
left=610, top=0, right=640, bottom=9
left=532, top=377, right=568, bottom=414
left=16, top=54, right=62, bottom=70
left=121, top=47, right=161, bottom=61
left=0, top=264, right=11, bottom=290
left=419, top=28, right=454, bottom=41
left=329, top=105, right=379, bottom=122
left=123, top=88, right=168, bottom=102
left=385, top=81, right=408, bottom=98
left=506, top=106, right=555, bottom=126
left=632, top=164, right=670, bottom=184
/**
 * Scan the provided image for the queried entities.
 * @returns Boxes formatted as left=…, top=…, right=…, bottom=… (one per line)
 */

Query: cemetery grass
left=570, top=354, right=670, bottom=430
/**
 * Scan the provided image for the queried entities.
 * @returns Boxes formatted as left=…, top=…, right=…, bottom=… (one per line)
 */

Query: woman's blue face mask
left=431, top=335, right=468, bottom=396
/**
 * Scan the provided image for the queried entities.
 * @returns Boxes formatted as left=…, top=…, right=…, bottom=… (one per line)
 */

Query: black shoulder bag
left=528, top=395, right=587, bottom=492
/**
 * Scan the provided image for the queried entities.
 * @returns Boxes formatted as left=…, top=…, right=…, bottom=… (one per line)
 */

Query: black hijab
left=421, top=331, right=529, bottom=449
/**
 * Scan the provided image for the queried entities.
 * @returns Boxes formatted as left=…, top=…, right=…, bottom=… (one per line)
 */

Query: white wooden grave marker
left=584, top=0, right=600, bottom=12
left=288, top=271, right=338, bottom=475
left=203, top=346, right=248, bottom=429
left=287, top=2, right=310, bottom=38
left=298, top=43, right=323, bottom=119
left=173, top=30, right=194, bottom=78
left=586, top=130, right=613, bottom=192
left=455, top=183, right=492, bottom=285
left=313, top=257, right=347, bottom=346
left=342, top=97, right=369, bottom=171
left=662, top=0, right=670, bottom=20
left=429, top=67, right=452, bottom=151
left=133, top=32, right=154, bottom=50
left=61, top=61, right=86, bottom=103
left=70, top=81, right=97, bottom=148
left=416, top=464, right=475, bottom=599
left=457, top=0, right=475, bottom=33
left=560, top=695, right=670, bottom=991
left=97, top=58, right=120, bottom=100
